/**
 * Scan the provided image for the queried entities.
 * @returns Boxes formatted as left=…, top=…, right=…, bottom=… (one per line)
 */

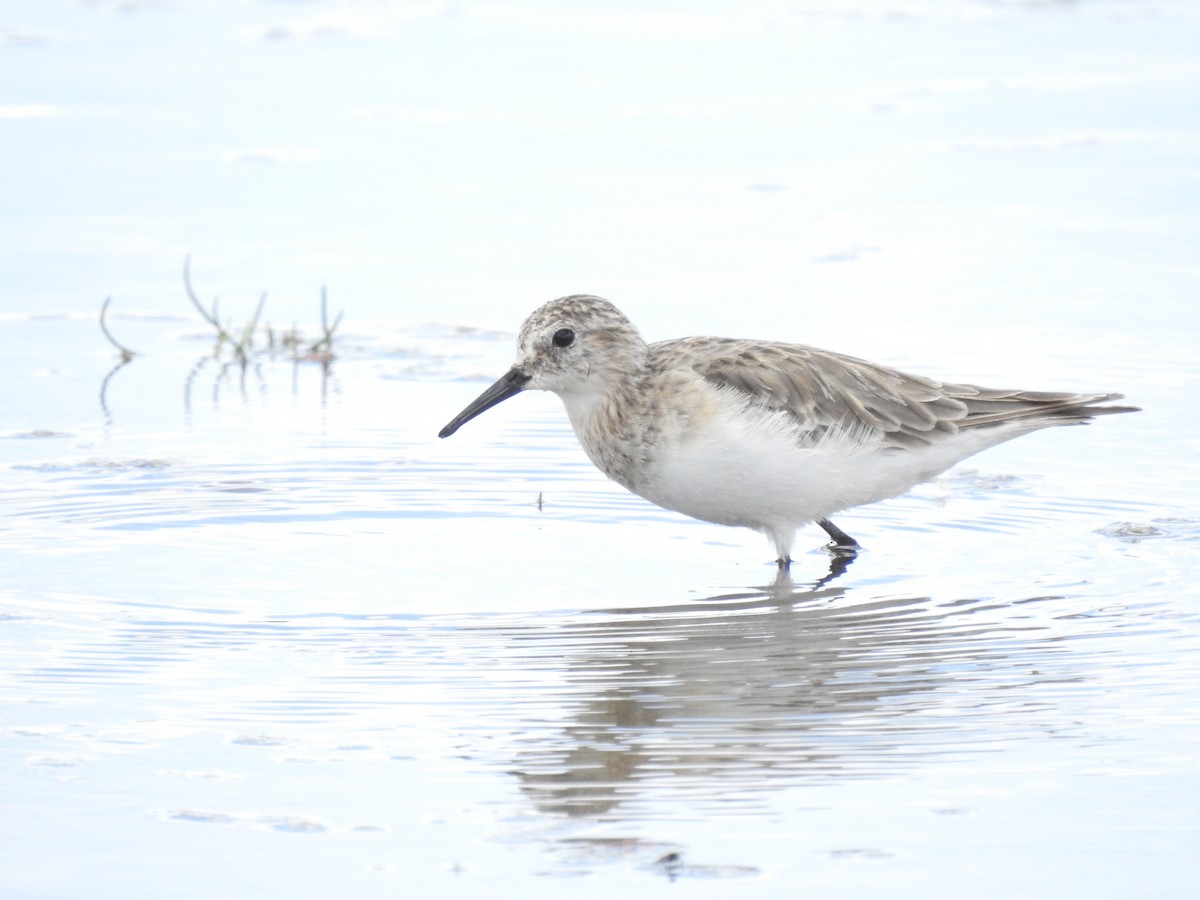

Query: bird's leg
left=775, top=555, right=792, bottom=570
left=818, top=518, right=859, bottom=552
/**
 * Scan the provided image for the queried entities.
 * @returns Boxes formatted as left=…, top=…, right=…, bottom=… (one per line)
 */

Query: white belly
left=632, top=400, right=992, bottom=531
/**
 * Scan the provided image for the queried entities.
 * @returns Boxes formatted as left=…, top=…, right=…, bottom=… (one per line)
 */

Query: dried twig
left=99, top=295, right=138, bottom=362
left=182, top=255, right=339, bottom=364
left=309, top=286, right=344, bottom=353
left=232, top=291, right=268, bottom=362
left=183, top=254, right=234, bottom=350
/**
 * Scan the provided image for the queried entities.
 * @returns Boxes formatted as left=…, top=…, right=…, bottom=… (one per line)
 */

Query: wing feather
left=653, top=337, right=1135, bottom=449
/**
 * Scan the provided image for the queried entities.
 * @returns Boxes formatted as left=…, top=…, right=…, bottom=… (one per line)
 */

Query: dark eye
left=552, top=328, right=575, bottom=348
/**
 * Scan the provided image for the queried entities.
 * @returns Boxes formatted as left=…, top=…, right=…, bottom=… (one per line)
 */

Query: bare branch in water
left=183, top=255, right=235, bottom=351
left=232, top=291, right=268, bottom=361
left=310, top=286, right=344, bottom=353
left=99, top=295, right=138, bottom=362
left=101, top=258, right=342, bottom=419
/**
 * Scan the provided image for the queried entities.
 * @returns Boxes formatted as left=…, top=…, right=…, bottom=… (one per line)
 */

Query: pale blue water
left=2, top=2, right=1199, bottom=898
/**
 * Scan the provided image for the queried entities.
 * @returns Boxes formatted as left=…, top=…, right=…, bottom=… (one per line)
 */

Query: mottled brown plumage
left=673, top=336, right=1133, bottom=450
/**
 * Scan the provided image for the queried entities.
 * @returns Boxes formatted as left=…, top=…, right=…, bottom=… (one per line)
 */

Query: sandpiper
left=439, top=295, right=1137, bottom=566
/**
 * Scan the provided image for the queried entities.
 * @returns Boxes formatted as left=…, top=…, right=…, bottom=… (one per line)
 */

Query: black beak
left=438, top=367, right=532, bottom=438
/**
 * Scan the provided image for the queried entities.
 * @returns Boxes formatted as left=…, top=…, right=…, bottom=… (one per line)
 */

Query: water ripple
left=6, top=582, right=1194, bottom=824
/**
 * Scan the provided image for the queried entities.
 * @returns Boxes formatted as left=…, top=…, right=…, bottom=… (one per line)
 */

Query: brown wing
left=657, top=337, right=1135, bottom=449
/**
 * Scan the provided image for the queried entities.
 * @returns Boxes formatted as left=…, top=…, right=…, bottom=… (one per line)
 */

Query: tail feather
left=958, top=391, right=1140, bottom=430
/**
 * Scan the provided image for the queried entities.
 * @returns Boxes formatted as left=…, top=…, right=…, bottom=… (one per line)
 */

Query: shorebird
left=439, top=295, right=1137, bottom=566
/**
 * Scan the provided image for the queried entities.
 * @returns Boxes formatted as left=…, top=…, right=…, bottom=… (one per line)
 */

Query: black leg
left=776, top=556, right=792, bottom=570
left=818, top=518, right=859, bottom=550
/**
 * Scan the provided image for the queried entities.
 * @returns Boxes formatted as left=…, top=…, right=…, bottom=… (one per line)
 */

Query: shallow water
left=3, top=1, right=1200, bottom=898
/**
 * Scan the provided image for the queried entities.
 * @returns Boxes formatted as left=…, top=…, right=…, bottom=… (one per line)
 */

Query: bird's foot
left=818, top=518, right=859, bottom=554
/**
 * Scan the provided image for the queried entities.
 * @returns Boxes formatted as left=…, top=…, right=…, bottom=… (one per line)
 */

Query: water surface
left=2, top=2, right=1199, bottom=898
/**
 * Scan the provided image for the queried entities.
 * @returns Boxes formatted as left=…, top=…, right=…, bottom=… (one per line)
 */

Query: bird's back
left=651, top=336, right=1138, bottom=451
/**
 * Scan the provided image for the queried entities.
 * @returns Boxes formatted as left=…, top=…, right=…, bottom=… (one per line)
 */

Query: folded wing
left=663, top=337, right=1138, bottom=450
